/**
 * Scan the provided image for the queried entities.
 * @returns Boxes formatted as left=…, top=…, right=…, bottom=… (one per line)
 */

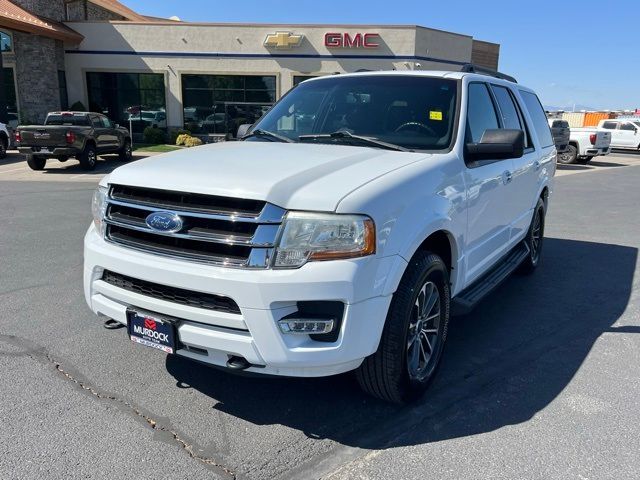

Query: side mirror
left=466, top=129, right=524, bottom=161
left=236, top=123, right=252, bottom=139
left=114, top=123, right=120, bottom=128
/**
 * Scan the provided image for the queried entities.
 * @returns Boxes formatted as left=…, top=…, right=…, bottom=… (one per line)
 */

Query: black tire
left=577, top=156, right=593, bottom=165
left=26, top=155, right=46, bottom=171
left=557, top=145, right=577, bottom=164
left=78, top=143, right=97, bottom=170
left=0, top=135, right=7, bottom=159
left=118, top=139, right=133, bottom=162
left=518, top=197, right=545, bottom=275
left=356, top=251, right=450, bottom=404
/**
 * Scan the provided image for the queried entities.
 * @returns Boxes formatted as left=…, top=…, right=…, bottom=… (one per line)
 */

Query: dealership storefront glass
left=3, top=67, right=17, bottom=112
left=86, top=72, right=166, bottom=132
left=181, top=74, right=276, bottom=137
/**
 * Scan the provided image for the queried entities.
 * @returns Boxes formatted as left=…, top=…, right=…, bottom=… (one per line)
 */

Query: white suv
left=85, top=70, right=555, bottom=403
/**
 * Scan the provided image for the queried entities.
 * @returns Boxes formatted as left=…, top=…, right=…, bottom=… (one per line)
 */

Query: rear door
left=89, top=114, right=108, bottom=152
left=491, top=84, right=541, bottom=244
left=601, top=121, right=622, bottom=147
left=618, top=122, right=639, bottom=148
left=462, top=82, right=517, bottom=285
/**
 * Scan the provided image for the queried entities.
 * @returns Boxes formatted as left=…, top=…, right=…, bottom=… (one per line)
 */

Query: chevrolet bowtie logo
left=264, top=31, right=304, bottom=49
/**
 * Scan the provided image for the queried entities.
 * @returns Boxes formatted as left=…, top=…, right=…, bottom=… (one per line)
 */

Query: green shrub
left=184, top=136, right=203, bottom=147
left=169, top=128, right=191, bottom=145
left=69, top=101, right=86, bottom=111
left=143, top=127, right=167, bottom=145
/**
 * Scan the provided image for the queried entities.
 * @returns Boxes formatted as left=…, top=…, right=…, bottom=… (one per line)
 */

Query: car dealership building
left=0, top=0, right=500, bottom=137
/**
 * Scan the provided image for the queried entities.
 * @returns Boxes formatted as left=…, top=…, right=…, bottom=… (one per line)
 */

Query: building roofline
left=88, top=0, right=148, bottom=22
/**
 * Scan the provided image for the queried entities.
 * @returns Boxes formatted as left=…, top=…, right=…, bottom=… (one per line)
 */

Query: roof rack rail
left=461, top=64, right=518, bottom=84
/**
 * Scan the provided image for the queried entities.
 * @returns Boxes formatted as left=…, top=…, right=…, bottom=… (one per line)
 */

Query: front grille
left=102, top=270, right=241, bottom=314
left=104, top=184, right=286, bottom=268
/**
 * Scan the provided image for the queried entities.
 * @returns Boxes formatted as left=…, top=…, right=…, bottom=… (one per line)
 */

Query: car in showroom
left=85, top=68, right=555, bottom=403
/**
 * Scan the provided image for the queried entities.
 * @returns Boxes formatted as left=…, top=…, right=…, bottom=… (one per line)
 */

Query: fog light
left=278, top=318, right=335, bottom=334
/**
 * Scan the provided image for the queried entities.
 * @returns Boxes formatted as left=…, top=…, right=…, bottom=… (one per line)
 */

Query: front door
left=463, top=82, right=517, bottom=286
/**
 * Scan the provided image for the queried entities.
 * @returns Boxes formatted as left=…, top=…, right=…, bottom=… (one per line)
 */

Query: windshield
left=250, top=75, right=458, bottom=151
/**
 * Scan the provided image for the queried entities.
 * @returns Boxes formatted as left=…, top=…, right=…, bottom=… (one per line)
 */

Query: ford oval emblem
left=145, top=211, right=184, bottom=233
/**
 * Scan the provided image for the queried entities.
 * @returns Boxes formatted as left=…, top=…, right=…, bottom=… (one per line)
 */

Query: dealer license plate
left=127, top=309, right=177, bottom=354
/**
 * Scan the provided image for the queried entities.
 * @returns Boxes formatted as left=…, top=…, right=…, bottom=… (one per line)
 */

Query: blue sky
left=125, top=0, right=639, bottom=110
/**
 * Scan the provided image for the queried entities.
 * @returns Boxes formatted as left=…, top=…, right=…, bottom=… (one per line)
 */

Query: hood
left=107, top=141, right=429, bottom=211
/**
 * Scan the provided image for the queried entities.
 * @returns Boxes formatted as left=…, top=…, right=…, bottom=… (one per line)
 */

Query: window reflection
left=0, top=31, right=12, bottom=52
left=182, top=74, right=276, bottom=137
left=86, top=72, right=166, bottom=133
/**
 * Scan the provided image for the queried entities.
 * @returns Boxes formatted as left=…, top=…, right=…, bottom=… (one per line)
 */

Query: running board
left=452, top=242, right=530, bottom=315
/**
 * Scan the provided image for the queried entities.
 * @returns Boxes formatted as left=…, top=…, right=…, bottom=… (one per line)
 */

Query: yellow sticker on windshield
left=429, top=111, right=443, bottom=121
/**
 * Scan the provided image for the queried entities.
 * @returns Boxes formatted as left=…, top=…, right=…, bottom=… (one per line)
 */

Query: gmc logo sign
left=324, top=33, right=380, bottom=48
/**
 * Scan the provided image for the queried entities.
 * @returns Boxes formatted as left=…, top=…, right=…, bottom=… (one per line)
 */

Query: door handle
left=503, top=170, right=513, bottom=184
left=533, top=160, right=541, bottom=171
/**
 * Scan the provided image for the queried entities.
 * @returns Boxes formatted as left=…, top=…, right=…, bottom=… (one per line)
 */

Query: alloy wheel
left=407, top=280, right=441, bottom=381
left=531, top=208, right=543, bottom=263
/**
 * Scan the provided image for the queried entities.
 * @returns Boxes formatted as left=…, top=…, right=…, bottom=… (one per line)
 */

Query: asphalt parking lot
left=1, top=149, right=639, bottom=480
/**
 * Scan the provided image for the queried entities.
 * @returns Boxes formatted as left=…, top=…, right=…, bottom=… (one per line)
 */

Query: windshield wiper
left=299, top=131, right=411, bottom=152
left=242, top=128, right=295, bottom=143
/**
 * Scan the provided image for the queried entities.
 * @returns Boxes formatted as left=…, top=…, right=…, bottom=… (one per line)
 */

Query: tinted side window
left=466, top=83, right=499, bottom=143
left=90, top=115, right=102, bottom=128
left=620, top=123, right=636, bottom=131
left=601, top=121, right=617, bottom=129
left=100, top=116, right=112, bottom=128
left=519, top=91, right=553, bottom=148
left=492, top=85, right=522, bottom=130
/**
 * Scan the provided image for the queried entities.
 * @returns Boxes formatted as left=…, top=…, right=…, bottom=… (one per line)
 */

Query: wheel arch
left=384, top=228, right=459, bottom=298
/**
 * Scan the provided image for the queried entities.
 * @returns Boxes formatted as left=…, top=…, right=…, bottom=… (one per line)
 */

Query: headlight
left=92, top=185, right=108, bottom=235
left=274, top=212, right=375, bottom=268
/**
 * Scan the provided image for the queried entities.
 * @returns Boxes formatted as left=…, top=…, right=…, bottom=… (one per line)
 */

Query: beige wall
left=64, top=22, right=498, bottom=129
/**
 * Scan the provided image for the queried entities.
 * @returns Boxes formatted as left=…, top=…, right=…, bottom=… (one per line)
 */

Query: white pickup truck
left=558, top=127, right=611, bottom=164
left=598, top=118, right=640, bottom=150
left=85, top=70, right=555, bottom=403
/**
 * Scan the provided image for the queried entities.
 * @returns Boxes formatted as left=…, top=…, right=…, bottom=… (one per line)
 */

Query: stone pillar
left=13, top=33, right=64, bottom=123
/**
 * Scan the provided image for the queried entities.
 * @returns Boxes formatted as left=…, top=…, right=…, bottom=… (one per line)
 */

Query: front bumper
left=84, top=225, right=405, bottom=377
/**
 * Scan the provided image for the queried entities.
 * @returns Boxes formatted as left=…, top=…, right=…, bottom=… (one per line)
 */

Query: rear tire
left=26, top=155, right=46, bottom=171
left=78, top=144, right=97, bottom=170
left=356, top=251, right=450, bottom=404
left=118, top=139, right=132, bottom=162
left=518, top=197, right=546, bottom=275
left=557, top=145, right=577, bottom=164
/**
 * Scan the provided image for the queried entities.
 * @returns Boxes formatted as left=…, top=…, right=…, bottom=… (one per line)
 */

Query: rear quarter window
left=519, top=91, right=554, bottom=148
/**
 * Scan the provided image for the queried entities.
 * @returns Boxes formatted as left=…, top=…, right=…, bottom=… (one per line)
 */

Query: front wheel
left=118, top=139, right=132, bottom=162
left=26, top=155, right=46, bottom=170
left=356, top=251, right=450, bottom=404
left=518, top=197, right=546, bottom=274
left=78, top=144, right=97, bottom=170
left=557, top=145, right=577, bottom=164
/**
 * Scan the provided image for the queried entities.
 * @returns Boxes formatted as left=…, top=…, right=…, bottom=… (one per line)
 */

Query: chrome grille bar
left=104, top=184, right=286, bottom=268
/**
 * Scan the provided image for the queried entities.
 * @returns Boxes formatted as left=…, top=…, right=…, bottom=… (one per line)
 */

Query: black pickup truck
left=17, top=111, right=132, bottom=171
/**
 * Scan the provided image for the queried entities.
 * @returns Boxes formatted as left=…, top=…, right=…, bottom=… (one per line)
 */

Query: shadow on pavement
left=0, top=150, right=25, bottom=167
left=166, top=237, right=636, bottom=450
